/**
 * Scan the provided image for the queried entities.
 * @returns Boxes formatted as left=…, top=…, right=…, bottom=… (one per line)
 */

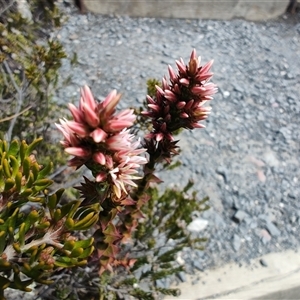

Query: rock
left=260, top=258, right=268, bottom=267
left=177, top=271, right=187, bottom=282
left=216, top=166, right=229, bottom=183
left=232, top=234, right=241, bottom=252
left=257, top=170, right=266, bottom=183
left=266, top=222, right=280, bottom=237
left=187, top=218, right=208, bottom=233
left=193, top=261, right=204, bottom=272
left=16, top=0, right=32, bottom=20
left=155, top=279, right=165, bottom=289
left=223, top=91, right=230, bottom=98
left=233, top=210, right=250, bottom=223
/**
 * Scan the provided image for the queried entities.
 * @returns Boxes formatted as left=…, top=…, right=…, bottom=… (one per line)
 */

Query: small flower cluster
left=56, top=87, right=147, bottom=200
left=142, top=49, right=217, bottom=142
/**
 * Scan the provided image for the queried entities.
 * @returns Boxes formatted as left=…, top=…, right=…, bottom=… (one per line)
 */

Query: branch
left=0, top=0, right=16, bottom=16
left=3, top=60, right=24, bottom=143
left=0, top=105, right=31, bottom=123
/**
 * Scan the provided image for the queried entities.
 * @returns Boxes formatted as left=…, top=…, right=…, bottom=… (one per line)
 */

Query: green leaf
left=27, top=210, right=40, bottom=225
left=60, top=201, right=79, bottom=220
left=13, top=242, right=21, bottom=253
left=33, top=179, right=53, bottom=192
left=37, top=162, right=53, bottom=179
left=0, top=231, right=7, bottom=253
left=73, top=212, right=98, bottom=230
left=25, top=172, right=35, bottom=188
left=1, top=141, right=7, bottom=154
left=2, top=159, right=11, bottom=178
left=54, top=256, right=79, bottom=268
left=15, top=171, right=22, bottom=192
left=55, top=188, right=65, bottom=202
left=28, top=196, right=43, bottom=203
left=20, top=188, right=33, bottom=198
left=156, top=288, right=180, bottom=297
left=22, top=157, right=31, bottom=179
left=51, top=208, right=60, bottom=222
left=63, top=240, right=75, bottom=251
left=25, top=138, right=43, bottom=156
left=0, top=275, right=11, bottom=290
left=73, top=237, right=94, bottom=249
left=31, top=163, right=40, bottom=181
left=47, top=193, right=58, bottom=210
left=9, top=155, right=20, bottom=178
left=65, top=218, right=74, bottom=229
left=35, top=221, right=50, bottom=230
left=78, top=245, right=94, bottom=259
left=12, top=272, right=33, bottom=292
left=18, top=222, right=26, bottom=247
left=7, top=208, right=19, bottom=231
left=0, top=140, right=4, bottom=154
left=33, top=178, right=52, bottom=186
left=183, top=179, right=194, bottom=193
left=70, top=247, right=84, bottom=258
left=19, top=141, right=28, bottom=164
left=8, top=140, right=19, bottom=157
left=4, top=178, right=15, bottom=191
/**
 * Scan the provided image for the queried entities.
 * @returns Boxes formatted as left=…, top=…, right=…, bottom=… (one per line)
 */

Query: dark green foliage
left=0, top=138, right=99, bottom=299
left=0, top=0, right=67, bottom=167
left=146, top=78, right=161, bottom=98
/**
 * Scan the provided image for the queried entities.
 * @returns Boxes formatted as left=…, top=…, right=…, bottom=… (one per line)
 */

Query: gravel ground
left=4, top=4, right=300, bottom=299
left=53, top=3, right=300, bottom=291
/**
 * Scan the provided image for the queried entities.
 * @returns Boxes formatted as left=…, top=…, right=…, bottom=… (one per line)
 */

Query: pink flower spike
left=180, top=112, right=189, bottom=119
left=90, top=128, right=107, bottom=143
left=101, top=90, right=121, bottom=116
left=203, top=96, right=214, bottom=100
left=96, top=172, right=107, bottom=182
left=190, top=49, right=197, bottom=60
left=105, top=155, right=114, bottom=169
left=164, top=90, right=177, bottom=102
left=196, top=73, right=213, bottom=82
left=114, top=109, right=136, bottom=124
left=107, top=120, right=135, bottom=132
left=65, top=120, right=89, bottom=137
left=192, top=86, right=206, bottom=93
left=81, top=85, right=97, bottom=111
left=160, top=122, right=167, bottom=132
left=185, top=100, right=195, bottom=110
left=168, top=65, right=177, bottom=81
left=155, top=85, right=165, bottom=96
left=176, top=101, right=186, bottom=109
left=83, top=103, right=99, bottom=128
left=192, top=123, right=206, bottom=129
left=176, top=60, right=186, bottom=74
left=201, top=59, right=214, bottom=74
left=68, top=103, right=84, bottom=123
left=146, top=95, right=156, bottom=105
left=65, top=147, right=90, bottom=157
left=162, top=77, right=169, bottom=90
left=93, top=152, right=106, bottom=165
left=155, top=133, right=164, bottom=142
left=179, top=78, right=190, bottom=86
left=55, top=123, right=70, bottom=140
left=148, top=104, right=161, bottom=112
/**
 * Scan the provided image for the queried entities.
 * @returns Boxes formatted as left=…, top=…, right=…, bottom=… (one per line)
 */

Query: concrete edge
left=164, top=249, right=300, bottom=300
left=83, top=0, right=289, bottom=22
